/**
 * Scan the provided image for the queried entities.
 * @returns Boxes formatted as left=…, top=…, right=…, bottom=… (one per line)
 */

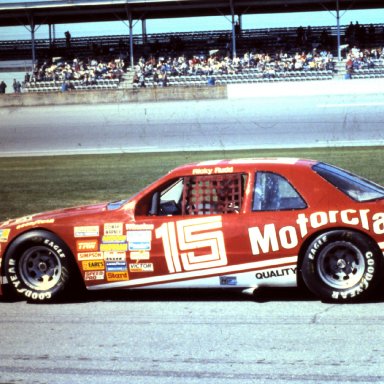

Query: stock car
left=0, top=157, right=384, bottom=303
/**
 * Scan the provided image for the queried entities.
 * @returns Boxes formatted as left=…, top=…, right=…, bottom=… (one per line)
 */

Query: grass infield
left=0, top=147, right=383, bottom=222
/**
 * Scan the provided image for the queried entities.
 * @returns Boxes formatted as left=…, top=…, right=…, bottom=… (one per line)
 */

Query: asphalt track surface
left=1, top=79, right=384, bottom=156
left=1, top=288, right=384, bottom=384
left=1, top=80, right=384, bottom=383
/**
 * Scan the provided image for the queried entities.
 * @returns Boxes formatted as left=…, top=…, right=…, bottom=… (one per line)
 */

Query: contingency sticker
left=104, top=251, right=127, bottom=262
left=127, top=230, right=152, bottom=251
left=104, top=223, right=123, bottom=236
left=106, top=262, right=127, bottom=272
left=0, top=229, right=10, bottom=242
left=106, top=271, right=129, bottom=282
left=129, top=251, right=150, bottom=260
left=76, top=240, right=99, bottom=252
left=129, top=263, right=154, bottom=273
left=74, top=226, right=99, bottom=238
left=77, top=252, right=103, bottom=261
left=82, top=260, right=105, bottom=271
left=84, top=271, right=105, bottom=281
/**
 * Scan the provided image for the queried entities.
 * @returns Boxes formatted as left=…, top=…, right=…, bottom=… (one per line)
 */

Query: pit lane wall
left=1, top=78, right=384, bottom=107
left=0, top=86, right=227, bottom=107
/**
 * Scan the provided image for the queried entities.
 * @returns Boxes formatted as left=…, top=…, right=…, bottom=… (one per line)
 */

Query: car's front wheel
left=3, top=230, right=79, bottom=302
left=301, top=230, right=381, bottom=302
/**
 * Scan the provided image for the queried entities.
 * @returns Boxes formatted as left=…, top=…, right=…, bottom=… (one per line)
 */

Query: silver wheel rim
left=317, top=241, right=365, bottom=289
left=19, top=246, right=62, bottom=291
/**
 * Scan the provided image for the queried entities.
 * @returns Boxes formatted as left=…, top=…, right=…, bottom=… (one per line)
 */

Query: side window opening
left=182, top=173, right=245, bottom=215
left=158, top=178, right=184, bottom=215
left=146, top=173, right=246, bottom=216
left=253, top=172, right=306, bottom=211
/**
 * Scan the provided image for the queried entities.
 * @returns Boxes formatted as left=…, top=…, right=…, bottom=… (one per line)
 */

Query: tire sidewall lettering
left=43, top=239, right=66, bottom=258
left=4, top=231, right=69, bottom=302
left=302, top=230, right=380, bottom=302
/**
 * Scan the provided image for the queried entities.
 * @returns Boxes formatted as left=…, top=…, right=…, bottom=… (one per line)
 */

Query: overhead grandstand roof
left=0, top=0, right=384, bottom=27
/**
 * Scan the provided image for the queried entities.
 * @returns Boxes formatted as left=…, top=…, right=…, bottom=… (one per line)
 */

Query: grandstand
left=0, top=21, right=379, bottom=93
left=1, top=8, right=384, bottom=93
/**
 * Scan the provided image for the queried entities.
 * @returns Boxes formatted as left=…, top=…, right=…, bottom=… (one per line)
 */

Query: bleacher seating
left=24, top=78, right=120, bottom=92
left=132, top=68, right=334, bottom=88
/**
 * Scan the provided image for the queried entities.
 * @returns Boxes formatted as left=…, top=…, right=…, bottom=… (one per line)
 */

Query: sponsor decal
left=100, top=243, right=128, bottom=252
left=128, top=234, right=151, bottom=252
left=16, top=219, right=55, bottom=230
left=106, top=271, right=129, bottom=281
left=126, top=223, right=154, bottom=230
left=84, top=271, right=105, bottom=281
left=82, top=260, right=104, bottom=271
left=14, top=215, right=34, bottom=224
left=77, top=252, right=103, bottom=261
left=127, top=230, right=152, bottom=251
left=128, top=241, right=151, bottom=251
left=255, top=267, right=297, bottom=279
left=220, top=276, right=237, bottom=286
left=76, top=240, right=99, bottom=252
left=104, top=251, right=127, bottom=262
left=102, top=235, right=127, bottom=244
left=192, top=166, right=234, bottom=175
left=248, top=209, right=384, bottom=255
left=127, top=230, right=152, bottom=242
left=74, top=226, right=99, bottom=238
left=106, top=261, right=127, bottom=272
left=104, top=223, right=123, bottom=236
left=0, top=229, right=11, bottom=242
left=129, top=263, right=154, bottom=272
left=129, top=251, right=150, bottom=260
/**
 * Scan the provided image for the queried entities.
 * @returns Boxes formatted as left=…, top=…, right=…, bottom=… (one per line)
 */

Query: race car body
left=1, top=157, right=384, bottom=302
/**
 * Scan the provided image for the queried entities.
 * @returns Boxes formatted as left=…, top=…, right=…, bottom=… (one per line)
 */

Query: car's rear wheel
left=301, top=230, right=381, bottom=302
left=3, top=230, right=79, bottom=302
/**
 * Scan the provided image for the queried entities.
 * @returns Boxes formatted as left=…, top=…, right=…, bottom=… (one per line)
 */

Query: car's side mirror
left=149, top=192, right=159, bottom=216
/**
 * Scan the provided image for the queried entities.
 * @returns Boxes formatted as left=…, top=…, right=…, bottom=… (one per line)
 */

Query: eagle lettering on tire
left=301, top=230, right=381, bottom=302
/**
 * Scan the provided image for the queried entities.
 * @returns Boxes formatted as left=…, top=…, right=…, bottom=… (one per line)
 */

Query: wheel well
left=296, top=227, right=383, bottom=287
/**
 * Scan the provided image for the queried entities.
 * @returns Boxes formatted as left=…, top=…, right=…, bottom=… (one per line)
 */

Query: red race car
left=1, top=158, right=384, bottom=303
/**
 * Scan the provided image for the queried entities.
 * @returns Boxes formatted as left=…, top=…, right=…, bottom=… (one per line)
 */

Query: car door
left=128, top=172, right=251, bottom=288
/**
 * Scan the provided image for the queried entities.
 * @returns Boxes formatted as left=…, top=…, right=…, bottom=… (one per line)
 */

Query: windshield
left=107, top=199, right=127, bottom=210
left=313, top=162, right=384, bottom=202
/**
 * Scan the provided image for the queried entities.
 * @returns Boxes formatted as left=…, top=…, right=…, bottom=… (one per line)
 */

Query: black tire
left=301, top=230, right=381, bottom=303
left=3, top=230, right=78, bottom=302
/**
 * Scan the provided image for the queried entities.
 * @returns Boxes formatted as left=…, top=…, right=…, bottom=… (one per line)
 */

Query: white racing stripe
left=88, top=255, right=298, bottom=290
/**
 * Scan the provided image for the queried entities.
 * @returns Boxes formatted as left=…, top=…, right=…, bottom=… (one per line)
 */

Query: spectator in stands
left=207, top=76, right=215, bottom=86
left=61, top=80, right=69, bottom=92
left=12, top=79, right=21, bottom=93
left=0, top=81, right=6, bottom=94
left=161, top=71, right=168, bottom=87
left=138, top=72, right=146, bottom=87
left=65, top=31, right=71, bottom=49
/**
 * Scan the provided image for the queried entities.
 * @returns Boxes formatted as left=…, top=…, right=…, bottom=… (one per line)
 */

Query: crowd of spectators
left=25, top=56, right=126, bottom=88
left=345, top=46, right=384, bottom=74
left=132, top=49, right=336, bottom=86
left=5, top=31, right=384, bottom=93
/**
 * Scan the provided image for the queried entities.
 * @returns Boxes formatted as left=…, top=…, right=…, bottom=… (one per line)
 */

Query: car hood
left=0, top=202, right=109, bottom=229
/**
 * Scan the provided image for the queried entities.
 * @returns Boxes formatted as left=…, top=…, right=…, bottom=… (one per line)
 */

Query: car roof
left=171, top=158, right=318, bottom=176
